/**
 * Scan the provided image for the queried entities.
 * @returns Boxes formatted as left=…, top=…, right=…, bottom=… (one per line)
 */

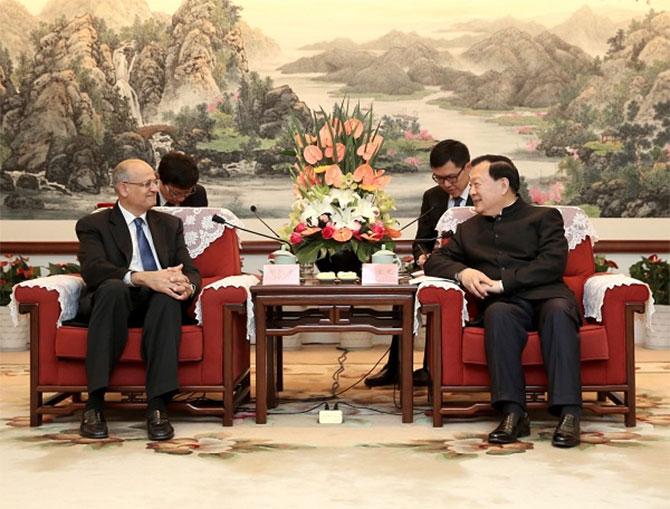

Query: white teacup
left=371, top=245, right=401, bottom=266
left=269, top=247, right=297, bottom=264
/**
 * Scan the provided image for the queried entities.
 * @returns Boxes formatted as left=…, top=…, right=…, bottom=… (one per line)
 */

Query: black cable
left=330, top=346, right=391, bottom=397
left=330, top=348, right=348, bottom=396
left=336, top=400, right=428, bottom=416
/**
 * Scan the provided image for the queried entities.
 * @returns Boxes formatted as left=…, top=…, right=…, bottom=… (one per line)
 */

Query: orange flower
left=296, top=166, right=321, bottom=189
left=353, top=164, right=391, bottom=191
left=324, top=164, right=344, bottom=187
left=385, top=227, right=402, bottom=239
left=356, top=134, right=384, bottom=161
left=303, top=145, right=323, bottom=165
left=301, top=227, right=322, bottom=237
left=294, top=134, right=317, bottom=148
left=332, top=227, right=353, bottom=242
left=318, top=123, right=334, bottom=147
left=343, top=118, right=364, bottom=138
left=324, top=143, right=346, bottom=163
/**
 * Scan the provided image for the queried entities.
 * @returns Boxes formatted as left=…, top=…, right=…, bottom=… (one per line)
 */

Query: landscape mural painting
left=0, top=0, right=668, bottom=227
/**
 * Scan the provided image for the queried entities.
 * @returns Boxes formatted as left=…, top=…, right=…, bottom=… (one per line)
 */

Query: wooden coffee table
left=251, top=279, right=417, bottom=424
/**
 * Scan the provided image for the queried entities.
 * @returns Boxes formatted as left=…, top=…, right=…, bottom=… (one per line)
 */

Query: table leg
left=268, top=335, right=277, bottom=408
left=276, top=336, right=284, bottom=392
left=255, top=302, right=267, bottom=424
left=401, top=300, right=414, bottom=423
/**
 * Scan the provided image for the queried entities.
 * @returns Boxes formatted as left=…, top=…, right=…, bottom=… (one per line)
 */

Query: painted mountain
left=0, top=0, right=308, bottom=212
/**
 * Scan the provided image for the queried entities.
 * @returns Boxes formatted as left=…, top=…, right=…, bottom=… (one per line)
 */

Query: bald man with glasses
left=156, top=151, right=208, bottom=207
left=76, top=159, right=200, bottom=441
left=366, top=139, right=472, bottom=388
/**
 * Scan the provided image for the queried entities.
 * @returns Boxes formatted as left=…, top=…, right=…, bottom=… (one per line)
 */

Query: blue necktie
left=134, top=217, right=158, bottom=271
left=453, top=197, right=463, bottom=207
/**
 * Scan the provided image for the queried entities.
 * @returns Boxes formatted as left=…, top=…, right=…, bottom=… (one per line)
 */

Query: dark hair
left=471, top=154, right=520, bottom=193
left=157, top=151, right=199, bottom=188
left=429, top=139, right=470, bottom=169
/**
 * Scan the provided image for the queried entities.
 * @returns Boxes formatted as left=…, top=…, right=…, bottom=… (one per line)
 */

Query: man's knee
left=541, top=298, right=578, bottom=324
left=484, top=302, right=515, bottom=327
left=93, top=279, right=129, bottom=303
left=148, top=293, right=182, bottom=314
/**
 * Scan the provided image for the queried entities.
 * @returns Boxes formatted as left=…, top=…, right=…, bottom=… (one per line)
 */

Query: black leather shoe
left=413, top=368, right=430, bottom=387
left=80, top=409, right=108, bottom=439
left=364, top=365, right=398, bottom=387
left=552, top=414, right=580, bottom=448
left=488, top=412, right=531, bottom=444
left=147, top=410, right=174, bottom=441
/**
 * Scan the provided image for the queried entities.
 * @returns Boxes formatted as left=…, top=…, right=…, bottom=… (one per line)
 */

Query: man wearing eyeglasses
left=412, top=139, right=472, bottom=269
left=76, top=159, right=201, bottom=441
left=366, top=139, right=472, bottom=388
left=156, top=151, right=208, bottom=207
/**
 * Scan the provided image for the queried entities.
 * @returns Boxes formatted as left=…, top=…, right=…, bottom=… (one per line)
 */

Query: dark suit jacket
left=424, top=198, right=575, bottom=303
left=75, top=203, right=201, bottom=316
left=157, top=183, right=208, bottom=207
left=412, top=185, right=472, bottom=262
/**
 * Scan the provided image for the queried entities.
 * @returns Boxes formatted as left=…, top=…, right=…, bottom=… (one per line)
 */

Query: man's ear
left=499, top=177, right=510, bottom=195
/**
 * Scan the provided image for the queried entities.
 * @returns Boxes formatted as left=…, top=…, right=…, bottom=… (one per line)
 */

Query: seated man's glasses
left=432, top=166, right=465, bottom=184
left=124, top=178, right=159, bottom=189
left=165, top=183, right=196, bottom=200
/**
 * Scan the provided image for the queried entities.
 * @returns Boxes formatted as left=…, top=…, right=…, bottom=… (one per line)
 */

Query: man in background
left=157, top=151, right=208, bottom=207
left=366, top=139, right=472, bottom=388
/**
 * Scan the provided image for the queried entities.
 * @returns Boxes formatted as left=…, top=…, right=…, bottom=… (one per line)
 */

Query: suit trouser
left=483, top=295, right=582, bottom=415
left=85, top=279, right=182, bottom=399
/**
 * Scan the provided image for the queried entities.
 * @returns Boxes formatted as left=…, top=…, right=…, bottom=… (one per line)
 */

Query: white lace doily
left=583, top=274, right=654, bottom=329
left=193, top=274, right=260, bottom=340
left=414, top=280, right=468, bottom=335
left=434, top=205, right=598, bottom=250
left=154, top=207, right=243, bottom=258
left=9, top=275, right=85, bottom=327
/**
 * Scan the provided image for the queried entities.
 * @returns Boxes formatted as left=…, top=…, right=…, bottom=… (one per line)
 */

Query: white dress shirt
left=118, top=203, right=162, bottom=285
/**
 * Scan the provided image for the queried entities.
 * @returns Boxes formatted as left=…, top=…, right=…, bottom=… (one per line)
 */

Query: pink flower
left=321, top=225, right=334, bottom=240
left=526, top=139, right=539, bottom=152
left=294, top=223, right=306, bottom=233
left=528, top=187, right=548, bottom=204
left=419, top=129, right=433, bottom=140
left=547, top=182, right=564, bottom=203
left=404, top=156, right=420, bottom=168
left=289, top=232, right=303, bottom=245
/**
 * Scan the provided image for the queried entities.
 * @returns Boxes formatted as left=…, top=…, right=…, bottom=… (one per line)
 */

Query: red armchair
left=419, top=206, right=649, bottom=427
left=14, top=207, right=253, bottom=427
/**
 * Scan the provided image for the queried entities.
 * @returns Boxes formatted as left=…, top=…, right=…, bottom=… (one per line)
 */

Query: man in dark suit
left=76, top=159, right=201, bottom=441
left=424, top=155, right=582, bottom=448
left=156, top=151, right=208, bottom=207
left=365, top=139, right=472, bottom=388
left=413, top=139, right=472, bottom=268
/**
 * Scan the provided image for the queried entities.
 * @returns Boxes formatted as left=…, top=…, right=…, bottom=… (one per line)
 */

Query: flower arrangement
left=594, top=255, right=619, bottom=273
left=0, top=255, right=81, bottom=306
left=0, top=255, right=42, bottom=306
left=282, top=103, right=400, bottom=265
left=629, top=254, right=670, bottom=305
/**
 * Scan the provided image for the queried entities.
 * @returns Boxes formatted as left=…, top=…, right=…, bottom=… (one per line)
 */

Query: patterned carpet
left=1, top=346, right=669, bottom=508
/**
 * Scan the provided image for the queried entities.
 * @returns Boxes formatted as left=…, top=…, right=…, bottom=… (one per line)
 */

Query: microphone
left=212, top=215, right=290, bottom=245
left=250, top=205, right=280, bottom=238
left=399, top=205, right=435, bottom=231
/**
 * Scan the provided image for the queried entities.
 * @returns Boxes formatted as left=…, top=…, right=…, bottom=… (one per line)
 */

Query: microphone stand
left=212, top=215, right=291, bottom=245
left=250, top=205, right=281, bottom=238
left=399, top=205, right=436, bottom=231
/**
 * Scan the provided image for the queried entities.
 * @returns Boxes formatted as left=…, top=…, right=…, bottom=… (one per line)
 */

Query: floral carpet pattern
left=1, top=347, right=669, bottom=508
